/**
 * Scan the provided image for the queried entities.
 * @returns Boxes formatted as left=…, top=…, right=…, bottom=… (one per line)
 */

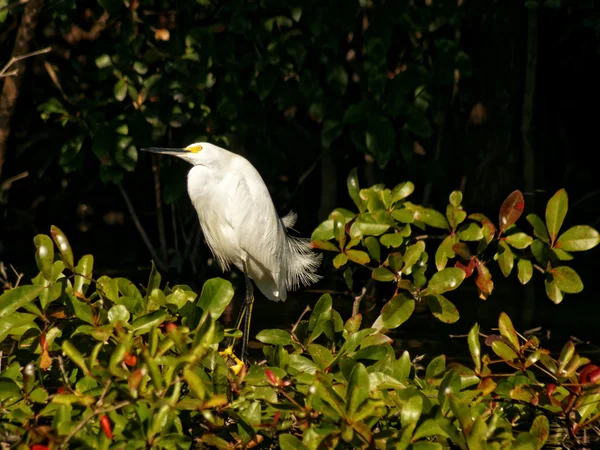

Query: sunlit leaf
left=499, top=190, right=525, bottom=233
left=545, top=188, right=568, bottom=244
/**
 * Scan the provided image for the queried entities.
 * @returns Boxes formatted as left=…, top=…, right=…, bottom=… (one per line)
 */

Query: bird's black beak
left=141, top=147, right=186, bottom=155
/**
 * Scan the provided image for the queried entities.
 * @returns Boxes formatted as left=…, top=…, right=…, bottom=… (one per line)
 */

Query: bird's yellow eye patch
left=185, top=144, right=203, bottom=153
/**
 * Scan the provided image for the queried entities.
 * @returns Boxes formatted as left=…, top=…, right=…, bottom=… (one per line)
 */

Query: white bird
left=141, top=142, right=321, bottom=360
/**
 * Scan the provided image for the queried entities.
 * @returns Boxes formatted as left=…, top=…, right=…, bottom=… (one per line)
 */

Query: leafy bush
left=1, top=179, right=600, bottom=449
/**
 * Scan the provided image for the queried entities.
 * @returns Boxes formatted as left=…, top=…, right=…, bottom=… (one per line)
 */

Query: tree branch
left=0, top=0, right=46, bottom=180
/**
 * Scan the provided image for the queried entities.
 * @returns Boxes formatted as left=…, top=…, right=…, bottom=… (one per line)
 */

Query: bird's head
left=141, top=142, right=221, bottom=165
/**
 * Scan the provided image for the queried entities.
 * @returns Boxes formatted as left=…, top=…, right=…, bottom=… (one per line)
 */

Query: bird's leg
left=240, top=261, right=254, bottom=362
left=223, top=261, right=254, bottom=366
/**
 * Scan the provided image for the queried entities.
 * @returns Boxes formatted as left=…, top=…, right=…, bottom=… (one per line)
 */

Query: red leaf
left=265, top=369, right=277, bottom=385
left=40, top=333, right=47, bottom=352
left=455, top=258, right=475, bottom=278
left=100, top=415, right=113, bottom=439
left=124, top=353, right=137, bottom=367
left=579, top=364, right=599, bottom=383
left=31, top=445, right=50, bottom=450
left=474, top=258, right=494, bottom=300
left=499, top=190, right=525, bottom=234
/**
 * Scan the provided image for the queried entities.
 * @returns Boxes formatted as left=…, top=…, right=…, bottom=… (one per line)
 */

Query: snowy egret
left=141, top=143, right=321, bottom=362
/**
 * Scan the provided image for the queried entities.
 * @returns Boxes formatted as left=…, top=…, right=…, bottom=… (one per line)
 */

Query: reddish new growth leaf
left=124, top=352, right=137, bottom=367
left=265, top=369, right=278, bottom=385
left=474, top=258, right=494, bottom=300
left=499, top=190, right=525, bottom=234
left=31, top=445, right=50, bottom=450
left=455, top=258, right=475, bottom=278
left=580, top=364, right=600, bottom=384
left=100, top=415, right=113, bottom=439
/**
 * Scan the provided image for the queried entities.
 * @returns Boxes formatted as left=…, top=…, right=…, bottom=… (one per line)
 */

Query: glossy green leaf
left=73, top=255, right=93, bottom=296
left=50, top=227, right=73, bottom=270
left=468, top=323, right=481, bottom=372
left=311, top=220, right=334, bottom=241
left=391, top=208, right=415, bottom=223
left=526, top=214, right=550, bottom=243
left=279, top=434, right=309, bottom=450
left=438, top=370, right=461, bottom=409
left=380, top=233, right=403, bottom=248
left=402, top=241, right=425, bottom=272
left=435, top=235, right=457, bottom=271
left=34, top=234, right=54, bottom=280
left=108, top=305, right=130, bottom=324
left=132, top=310, right=166, bottom=334
left=449, top=190, right=463, bottom=207
left=499, top=190, right=525, bottom=233
left=391, top=181, right=415, bottom=203
left=498, top=312, right=519, bottom=350
left=256, top=329, right=295, bottom=346
left=496, top=241, right=514, bottom=277
left=448, top=395, right=473, bottom=435
left=114, top=79, right=127, bottom=101
left=545, top=278, right=564, bottom=304
left=0, top=285, right=45, bottom=321
left=505, top=232, right=533, bottom=249
left=197, top=277, right=234, bottom=319
left=346, top=250, right=370, bottom=265
left=372, top=267, right=395, bottom=282
left=364, top=236, right=380, bottom=261
left=426, top=294, right=459, bottom=324
left=555, top=225, right=600, bottom=251
left=427, top=268, right=465, bottom=294
left=347, top=362, right=369, bottom=416
left=551, top=266, right=583, bottom=293
left=457, top=223, right=483, bottom=241
left=332, top=211, right=346, bottom=243
left=545, top=188, right=568, bottom=244
left=425, top=355, right=446, bottom=380
left=517, top=259, right=533, bottom=285
left=530, top=415, right=550, bottom=450
left=401, top=394, right=423, bottom=425
left=381, top=294, right=415, bottom=329
left=351, top=212, right=390, bottom=237
left=333, top=253, right=348, bottom=268
left=417, top=208, right=450, bottom=230
left=491, top=340, right=518, bottom=360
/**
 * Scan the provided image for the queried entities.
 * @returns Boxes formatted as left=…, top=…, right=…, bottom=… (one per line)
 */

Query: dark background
left=1, top=0, right=599, bottom=358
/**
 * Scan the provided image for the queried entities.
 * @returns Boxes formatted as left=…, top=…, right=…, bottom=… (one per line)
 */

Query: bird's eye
left=185, top=144, right=203, bottom=153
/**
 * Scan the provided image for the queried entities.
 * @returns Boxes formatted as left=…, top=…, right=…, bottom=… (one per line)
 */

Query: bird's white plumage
left=182, top=143, right=321, bottom=302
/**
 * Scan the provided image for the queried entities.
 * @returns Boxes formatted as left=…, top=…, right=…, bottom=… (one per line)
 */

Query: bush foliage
left=1, top=178, right=600, bottom=449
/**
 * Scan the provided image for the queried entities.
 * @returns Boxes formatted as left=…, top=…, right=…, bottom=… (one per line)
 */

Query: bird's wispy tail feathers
left=284, top=235, right=322, bottom=290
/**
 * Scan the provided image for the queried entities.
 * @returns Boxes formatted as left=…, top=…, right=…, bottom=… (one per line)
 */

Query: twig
left=0, top=170, right=28, bottom=191
left=56, top=355, right=73, bottom=392
left=290, top=305, right=311, bottom=345
left=352, top=286, right=367, bottom=318
left=117, top=182, right=168, bottom=273
left=0, top=46, right=51, bottom=78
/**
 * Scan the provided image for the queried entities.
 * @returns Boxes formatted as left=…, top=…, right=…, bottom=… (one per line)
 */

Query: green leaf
left=526, top=214, right=550, bottom=243
left=555, top=225, right=600, bottom=251
left=34, top=234, right=54, bottom=280
left=417, top=208, right=450, bottom=230
left=497, top=241, right=514, bottom=277
left=545, top=278, right=564, bottom=304
left=346, top=250, right=370, bottom=265
left=391, top=208, right=415, bottom=223
left=468, top=323, right=481, bottom=372
left=307, top=344, right=334, bottom=370
left=114, top=79, right=127, bottom=101
left=426, top=295, right=459, bottom=324
left=347, top=168, right=366, bottom=213
left=279, top=434, right=309, bottom=450
left=499, top=190, right=525, bottom=233
left=498, top=312, right=519, bottom=350
left=333, top=253, right=348, bottom=268
left=0, top=312, right=37, bottom=344
left=449, top=190, right=463, bottom=207
left=309, top=294, right=332, bottom=331
left=457, top=223, right=483, bottom=241
left=551, top=266, right=583, bottom=293
left=425, top=355, right=446, bottom=380
left=402, top=241, right=425, bottom=272
left=352, top=212, right=391, bottom=237
left=108, top=305, right=130, bottom=324
left=517, top=259, right=533, bottom=285
left=332, top=211, right=346, bottom=243
left=530, top=415, right=550, bottom=450
left=347, top=363, right=370, bottom=416
left=372, top=267, right=395, bottom=282
left=491, top=340, right=518, bottom=360
left=401, top=394, right=423, bottom=425
left=438, top=370, right=461, bottom=409
left=132, top=310, right=167, bottom=334
left=256, top=329, right=295, bottom=346
left=343, top=102, right=369, bottom=124
left=197, top=278, right=234, bottom=319
left=545, top=188, right=568, bottom=244
left=73, top=255, right=93, bottom=296
left=0, top=285, right=45, bottom=321
left=311, top=220, right=334, bottom=241
left=50, top=225, right=74, bottom=270
left=380, top=233, right=403, bottom=248
left=381, top=294, right=415, bottom=329
left=505, top=232, right=533, bottom=249
left=391, top=182, right=415, bottom=203
left=435, top=235, right=457, bottom=271
left=364, top=236, right=380, bottom=262
left=427, top=268, right=465, bottom=294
